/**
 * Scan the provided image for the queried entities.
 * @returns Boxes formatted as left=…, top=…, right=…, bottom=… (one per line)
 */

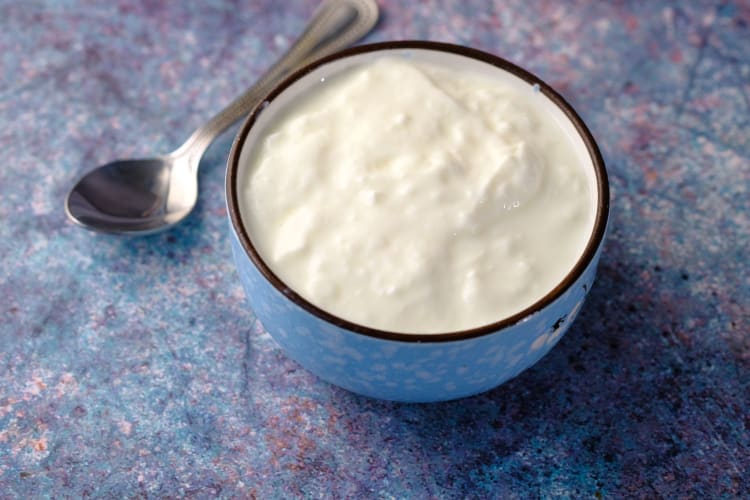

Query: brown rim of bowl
left=226, top=40, right=610, bottom=343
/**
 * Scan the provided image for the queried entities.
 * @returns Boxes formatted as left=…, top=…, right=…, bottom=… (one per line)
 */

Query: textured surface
left=1, top=0, right=748, bottom=497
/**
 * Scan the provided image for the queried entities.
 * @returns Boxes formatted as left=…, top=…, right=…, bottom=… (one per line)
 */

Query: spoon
left=65, top=0, right=378, bottom=235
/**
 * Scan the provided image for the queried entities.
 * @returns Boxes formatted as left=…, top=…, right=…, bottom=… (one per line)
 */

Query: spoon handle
left=176, top=0, right=379, bottom=159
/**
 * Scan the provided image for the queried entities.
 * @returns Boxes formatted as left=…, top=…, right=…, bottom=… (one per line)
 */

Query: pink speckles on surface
left=0, top=0, right=749, bottom=497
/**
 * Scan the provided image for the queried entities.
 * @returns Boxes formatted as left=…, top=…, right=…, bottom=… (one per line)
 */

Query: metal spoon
left=65, top=0, right=378, bottom=235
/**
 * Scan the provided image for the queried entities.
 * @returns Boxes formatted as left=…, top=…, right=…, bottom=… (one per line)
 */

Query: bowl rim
left=226, top=40, right=610, bottom=343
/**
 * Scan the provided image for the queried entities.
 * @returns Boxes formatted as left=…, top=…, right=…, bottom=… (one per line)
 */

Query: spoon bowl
left=65, top=155, right=198, bottom=235
left=65, top=0, right=378, bottom=235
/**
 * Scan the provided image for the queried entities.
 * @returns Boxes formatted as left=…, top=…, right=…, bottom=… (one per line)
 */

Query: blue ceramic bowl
left=226, top=41, right=609, bottom=402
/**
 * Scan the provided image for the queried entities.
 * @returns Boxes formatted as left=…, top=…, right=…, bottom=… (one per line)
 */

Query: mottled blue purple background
left=1, top=0, right=748, bottom=497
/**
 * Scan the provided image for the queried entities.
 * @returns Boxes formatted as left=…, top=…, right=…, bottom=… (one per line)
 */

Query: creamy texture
left=240, top=57, right=595, bottom=333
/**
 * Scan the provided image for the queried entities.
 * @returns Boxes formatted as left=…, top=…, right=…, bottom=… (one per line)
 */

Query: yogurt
left=239, top=57, right=595, bottom=333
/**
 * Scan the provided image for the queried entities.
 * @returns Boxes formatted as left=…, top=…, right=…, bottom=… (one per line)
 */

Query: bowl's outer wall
left=229, top=227, right=604, bottom=402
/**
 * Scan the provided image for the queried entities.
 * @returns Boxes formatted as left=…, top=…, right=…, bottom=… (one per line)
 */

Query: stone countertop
left=1, top=0, right=748, bottom=497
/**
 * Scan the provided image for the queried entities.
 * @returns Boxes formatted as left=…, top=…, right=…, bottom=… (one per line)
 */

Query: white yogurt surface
left=239, top=56, right=595, bottom=333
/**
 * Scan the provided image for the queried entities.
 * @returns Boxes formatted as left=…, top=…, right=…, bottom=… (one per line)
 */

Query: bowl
left=226, top=41, right=609, bottom=402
